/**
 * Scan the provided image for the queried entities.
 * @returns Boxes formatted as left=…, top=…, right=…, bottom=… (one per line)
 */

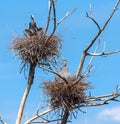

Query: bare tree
left=9, top=0, right=120, bottom=124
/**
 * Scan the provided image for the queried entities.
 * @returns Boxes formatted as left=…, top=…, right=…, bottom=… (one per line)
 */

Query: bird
left=29, top=15, right=38, bottom=35
left=24, top=15, right=45, bottom=37
left=24, top=15, right=37, bottom=37
left=36, top=27, right=44, bottom=36
left=24, top=29, right=31, bottom=38
left=55, top=60, right=76, bottom=82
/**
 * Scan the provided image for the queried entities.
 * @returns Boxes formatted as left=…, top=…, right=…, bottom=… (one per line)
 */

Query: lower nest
left=10, top=35, right=61, bottom=65
left=44, top=78, right=90, bottom=110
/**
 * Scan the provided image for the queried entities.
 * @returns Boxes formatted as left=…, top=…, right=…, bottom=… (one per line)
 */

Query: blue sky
left=0, top=0, right=120, bottom=124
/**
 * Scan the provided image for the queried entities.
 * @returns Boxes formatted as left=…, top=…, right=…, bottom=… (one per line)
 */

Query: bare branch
left=32, top=117, right=61, bottom=123
left=87, top=49, right=120, bottom=56
left=71, top=87, right=120, bottom=110
left=45, top=0, right=53, bottom=34
left=103, top=42, right=106, bottom=52
left=38, top=64, right=69, bottom=84
left=24, top=108, right=54, bottom=124
left=45, top=0, right=57, bottom=44
left=49, top=0, right=57, bottom=37
left=86, top=12, right=101, bottom=31
left=83, top=39, right=101, bottom=75
left=76, top=0, right=120, bottom=78
left=57, top=8, right=77, bottom=26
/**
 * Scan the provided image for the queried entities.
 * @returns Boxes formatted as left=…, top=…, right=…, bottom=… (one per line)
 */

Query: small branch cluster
left=76, top=0, right=120, bottom=78
left=80, top=86, right=120, bottom=107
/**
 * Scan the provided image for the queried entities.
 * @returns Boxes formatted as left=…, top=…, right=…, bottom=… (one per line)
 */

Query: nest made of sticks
left=10, top=35, right=61, bottom=65
left=44, top=77, right=90, bottom=111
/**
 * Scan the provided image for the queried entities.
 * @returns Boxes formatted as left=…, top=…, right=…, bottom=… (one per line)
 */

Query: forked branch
left=76, top=0, right=120, bottom=78
left=24, top=108, right=54, bottom=124
left=45, top=0, right=76, bottom=44
left=86, top=12, right=101, bottom=31
left=87, top=49, right=120, bottom=56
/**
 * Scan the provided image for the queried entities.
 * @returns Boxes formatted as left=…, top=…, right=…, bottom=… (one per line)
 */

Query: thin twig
left=24, top=108, right=54, bottom=124
left=45, top=0, right=57, bottom=44
left=86, top=12, right=101, bottom=31
left=57, top=8, right=77, bottom=26
left=45, top=0, right=53, bottom=34
left=83, top=39, right=101, bottom=75
left=87, top=49, right=120, bottom=56
left=38, top=64, right=68, bottom=84
left=74, top=87, right=120, bottom=108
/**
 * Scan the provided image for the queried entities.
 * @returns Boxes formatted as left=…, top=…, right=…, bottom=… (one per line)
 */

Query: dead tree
left=24, top=0, right=120, bottom=124
left=9, top=0, right=120, bottom=124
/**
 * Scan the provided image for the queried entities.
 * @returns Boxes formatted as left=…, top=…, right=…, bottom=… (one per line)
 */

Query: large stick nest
left=10, top=35, right=61, bottom=65
left=44, top=77, right=90, bottom=111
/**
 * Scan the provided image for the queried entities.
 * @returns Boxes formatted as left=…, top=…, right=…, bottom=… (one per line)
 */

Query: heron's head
left=62, top=60, right=67, bottom=67
left=31, top=15, right=34, bottom=20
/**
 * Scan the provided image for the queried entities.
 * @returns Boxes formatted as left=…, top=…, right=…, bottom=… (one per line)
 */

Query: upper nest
left=44, top=77, right=90, bottom=110
left=10, top=35, right=61, bottom=65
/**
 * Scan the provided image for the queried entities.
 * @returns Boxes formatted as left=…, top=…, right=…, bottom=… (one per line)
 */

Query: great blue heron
left=55, top=60, right=76, bottom=82
left=24, top=15, right=44, bottom=37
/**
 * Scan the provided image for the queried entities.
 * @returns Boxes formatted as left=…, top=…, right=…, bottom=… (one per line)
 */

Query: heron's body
left=24, top=15, right=44, bottom=37
left=55, top=60, right=76, bottom=82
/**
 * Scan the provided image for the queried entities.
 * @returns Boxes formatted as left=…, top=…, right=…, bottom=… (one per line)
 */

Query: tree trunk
left=61, top=108, right=69, bottom=124
left=16, top=63, right=36, bottom=124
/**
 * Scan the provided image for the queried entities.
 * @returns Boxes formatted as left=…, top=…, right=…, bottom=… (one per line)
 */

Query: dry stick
left=74, top=87, right=120, bottom=109
left=86, top=12, right=101, bottom=31
left=38, top=65, right=68, bottom=84
left=87, top=49, right=120, bottom=56
left=24, top=108, right=53, bottom=124
left=45, top=0, right=76, bottom=43
left=57, top=8, right=77, bottom=26
left=45, top=0, right=57, bottom=44
left=16, top=63, right=36, bottom=124
left=76, top=0, right=120, bottom=78
left=83, top=39, right=101, bottom=76
left=45, top=0, right=53, bottom=34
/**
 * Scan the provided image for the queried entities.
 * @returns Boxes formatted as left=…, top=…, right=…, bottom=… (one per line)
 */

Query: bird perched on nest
left=24, top=15, right=44, bottom=37
left=55, top=60, right=76, bottom=82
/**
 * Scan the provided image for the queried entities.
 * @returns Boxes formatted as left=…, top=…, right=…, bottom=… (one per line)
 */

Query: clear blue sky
left=0, top=0, right=120, bottom=124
